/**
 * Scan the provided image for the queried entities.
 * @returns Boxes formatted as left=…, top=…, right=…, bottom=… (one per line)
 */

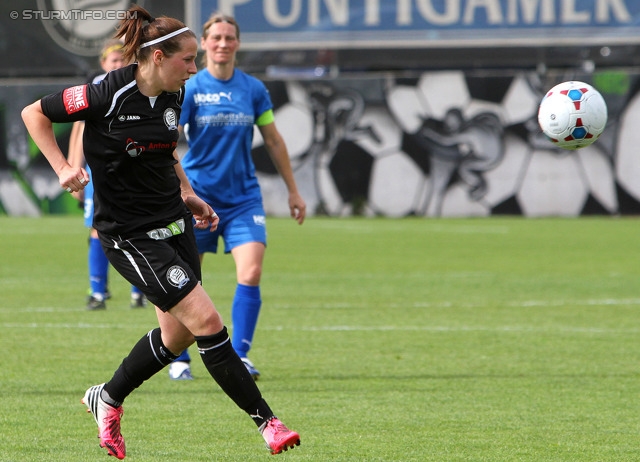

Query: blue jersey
left=180, top=68, right=272, bottom=208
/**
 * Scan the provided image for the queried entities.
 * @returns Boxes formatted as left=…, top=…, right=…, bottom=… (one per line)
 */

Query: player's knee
left=238, top=265, right=262, bottom=285
left=202, top=308, right=224, bottom=334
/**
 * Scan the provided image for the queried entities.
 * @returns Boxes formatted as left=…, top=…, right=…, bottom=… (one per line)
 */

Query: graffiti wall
left=0, top=82, right=82, bottom=216
left=2, top=68, right=640, bottom=217
left=253, top=69, right=640, bottom=217
left=2, top=1, right=640, bottom=218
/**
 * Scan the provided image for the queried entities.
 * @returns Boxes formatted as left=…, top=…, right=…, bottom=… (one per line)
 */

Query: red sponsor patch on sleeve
left=62, top=85, right=88, bottom=114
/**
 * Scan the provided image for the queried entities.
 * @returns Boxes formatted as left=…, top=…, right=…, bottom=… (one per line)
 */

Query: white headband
left=140, top=27, right=190, bottom=49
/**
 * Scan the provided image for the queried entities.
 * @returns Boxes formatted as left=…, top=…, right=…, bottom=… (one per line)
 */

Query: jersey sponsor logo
left=193, top=92, right=232, bottom=105
left=118, top=114, right=141, bottom=121
left=125, top=138, right=145, bottom=157
left=147, top=219, right=185, bottom=240
left=63, top=85, right=88, bottom=114
left=194, top=112, right=254, bottom=127
left=163, top=108, right=178, bottom=130
left=148, top=141, right=178, bottom=150
left=166, top=265, right=190, bottom=289
left=125, top=138, right=177, bottom=155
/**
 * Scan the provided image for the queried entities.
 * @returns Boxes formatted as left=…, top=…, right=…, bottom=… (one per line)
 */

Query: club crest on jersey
left=164, top=108, right=178, bottom=130
left=125, top=138, right=145, bottom=157
left=166, top=265, right=190, bottom=288
left=63, top=85, right=88, bottom=114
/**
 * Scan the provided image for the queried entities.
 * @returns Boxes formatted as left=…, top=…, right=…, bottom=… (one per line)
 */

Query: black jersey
left=41, top=63, right=188, bottom=235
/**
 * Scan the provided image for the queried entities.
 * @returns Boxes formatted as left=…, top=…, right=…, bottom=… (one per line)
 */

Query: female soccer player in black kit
left=21, top=6, right=300, bottom=460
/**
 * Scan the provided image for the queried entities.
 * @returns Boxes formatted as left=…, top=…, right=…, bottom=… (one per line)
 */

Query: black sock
left=100, top=388, right=122, bottom=408
left=195, top=326, right=274, bottom=427
left=103, top=328, right=178, bottom=403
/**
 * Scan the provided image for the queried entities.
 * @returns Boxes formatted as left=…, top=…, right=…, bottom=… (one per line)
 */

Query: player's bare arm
left=259, top=123, right=306, bottom=224
left=21, top=101, right=89, bottom=193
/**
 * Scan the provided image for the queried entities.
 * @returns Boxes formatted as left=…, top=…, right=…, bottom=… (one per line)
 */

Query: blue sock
left=175, top=349, right=191, bottom=362
left=231, top=284, right=261, bottom=358
left=131, top=285, right=142, bottom=295
left=88, top=237, right=109, bottom=297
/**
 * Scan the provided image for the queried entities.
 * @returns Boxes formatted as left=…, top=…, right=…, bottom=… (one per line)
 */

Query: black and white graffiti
left=3, top=70, right=640, bottom=217
left=252, top=70, right=637, bottom=217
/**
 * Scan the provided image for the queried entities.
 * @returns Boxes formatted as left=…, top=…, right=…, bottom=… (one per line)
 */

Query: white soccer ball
left=537, top=81, right=607, bottom=150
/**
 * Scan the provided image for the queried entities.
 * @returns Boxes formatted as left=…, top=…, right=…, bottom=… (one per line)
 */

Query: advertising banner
left=196, top=0, right=640, bottom=49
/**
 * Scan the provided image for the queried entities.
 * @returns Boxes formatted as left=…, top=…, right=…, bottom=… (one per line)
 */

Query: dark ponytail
left=114, top=5, right=195, bottom=63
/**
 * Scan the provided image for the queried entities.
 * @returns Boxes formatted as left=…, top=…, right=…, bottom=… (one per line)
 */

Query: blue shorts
left=193, top=201, right=267, bottom=254
left=83, top=166, right=94, bottom=228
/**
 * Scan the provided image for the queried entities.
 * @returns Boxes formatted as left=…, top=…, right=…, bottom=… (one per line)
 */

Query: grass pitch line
left=2, top=322, right=638, bottom=334
left=0, top=322, right=149, bottom=329
left=268, top=325, right=640, bottom=334
left=514, top=298, right=640, bottom=307
left=2, top=297, right=640, bottom=315
left=268, top=298, right=640, bottom=310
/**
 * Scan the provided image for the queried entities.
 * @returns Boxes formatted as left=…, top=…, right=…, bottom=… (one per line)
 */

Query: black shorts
left=98, top=216, right=201, bottom=311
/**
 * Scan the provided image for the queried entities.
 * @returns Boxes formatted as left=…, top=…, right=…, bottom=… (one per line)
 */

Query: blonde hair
left=100, top=39, right=124, bottom=62
left=201, top=13, right=240, bottom=67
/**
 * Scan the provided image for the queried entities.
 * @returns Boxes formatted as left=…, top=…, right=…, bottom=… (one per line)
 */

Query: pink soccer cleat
left=82, top=384, right=126, bottom=459
left=260, top=418, right=300, bottom=455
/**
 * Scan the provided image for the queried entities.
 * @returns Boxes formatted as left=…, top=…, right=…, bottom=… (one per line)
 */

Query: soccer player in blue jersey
left=175, top=13, right=306, bottom=381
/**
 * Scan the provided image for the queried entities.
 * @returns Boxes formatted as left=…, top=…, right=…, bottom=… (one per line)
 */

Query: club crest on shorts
left=166, top=265, right=190, bottom=288
left=164, top=108, right=178, bottom=130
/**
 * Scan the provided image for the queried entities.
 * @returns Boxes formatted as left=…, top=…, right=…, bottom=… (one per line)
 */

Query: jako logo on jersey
left=164, top=108, right=178, bottom=130
left=166, top=265, right=190, bottom=288
left=193, top=92, right=232, bottom=105
left=253, top=215, right=266, bottom=226
left=63, top=85, right=88, bottom=114
left=125, top=138, right=145, bottom=157
left=118, top=114, right=141, bottom=121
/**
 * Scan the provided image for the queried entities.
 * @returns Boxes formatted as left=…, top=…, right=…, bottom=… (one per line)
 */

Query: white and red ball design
left=537, top=81, right=608, bottom=150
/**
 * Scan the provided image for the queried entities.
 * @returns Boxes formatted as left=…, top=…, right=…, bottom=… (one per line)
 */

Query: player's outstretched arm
left=22, top=101, right=89, bottom=193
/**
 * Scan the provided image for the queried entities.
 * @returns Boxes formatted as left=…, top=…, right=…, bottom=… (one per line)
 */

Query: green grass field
left=1, top=215, right=640, bottom=461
